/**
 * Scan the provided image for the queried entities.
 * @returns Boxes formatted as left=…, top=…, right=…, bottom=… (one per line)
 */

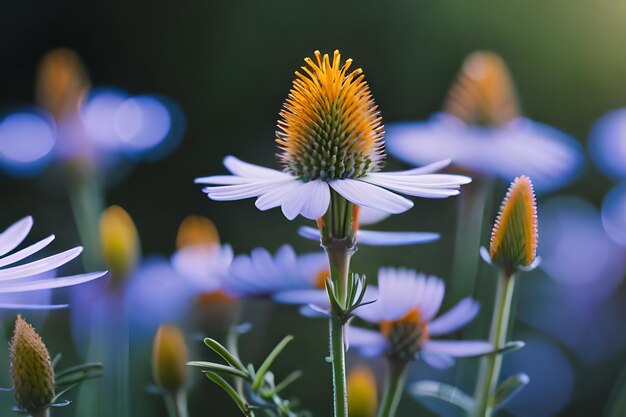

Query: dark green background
left=1, top=1, right=625, bottom=416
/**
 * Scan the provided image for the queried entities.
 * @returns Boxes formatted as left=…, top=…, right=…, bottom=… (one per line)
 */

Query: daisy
left=347, top=268, right=491, bottom=368
left=195, top=50, right=471, bottom=221
left=225, top=244, right=329, bottom=298
left=385, top=51, right=584, bottom=193
left=0, top=216, right=106, bottom=309
left=298, top=206, right=440, bottom=246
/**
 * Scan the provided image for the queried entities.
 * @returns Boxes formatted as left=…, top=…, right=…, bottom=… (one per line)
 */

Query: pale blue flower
left=346, top=268, right=490, bottom=368
left=589, top=108, right=626, bottom=180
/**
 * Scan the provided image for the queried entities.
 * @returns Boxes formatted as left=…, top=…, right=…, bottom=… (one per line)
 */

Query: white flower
left=196, top=156, right=470, bottom=221
left=0, top=216, right=106, bottom=309
left=347, top=267, right=491, bottom=368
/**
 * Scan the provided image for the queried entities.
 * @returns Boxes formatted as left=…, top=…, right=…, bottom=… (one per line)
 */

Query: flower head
left=348, top=268, right=491, bottom=368
left=10, top=316, right=55, bottom=413
left=0, top=216, right=106, bottom=309
left=488, top=176, right=539, bottom=271
left=386, top=51, right=583, bottom=193
left=100, top=205, right=140, bottom=285
left=277, top=50, right=384, bottom=181
left=152, top=324, right=188, bottom=393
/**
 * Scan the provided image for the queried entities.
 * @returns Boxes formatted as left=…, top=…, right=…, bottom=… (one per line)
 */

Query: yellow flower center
left=277, top=50, right=385, bottom=181
left=443, top=51, right=519, bottom=126
left=380, top=308, right=429, bottom=362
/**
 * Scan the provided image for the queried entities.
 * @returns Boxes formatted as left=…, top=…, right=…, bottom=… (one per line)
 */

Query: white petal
left=255, top=180, right=301, bottom=210
left=273, top=289, right=329, bottom=306
left=356, top=230, right=440, bottom=246
left=0, top=271, right=107, bottom=293
left=0, top=216, right=33, bottom=257
left=223, top=155, right=290, bottom=179
left=194, top=175, right=251, bottom=185
left=419, top=277, right=445, bottom=321
left=298, top=226, right=321, bottom=241
left=281, top=180, right=330, bottom=220
left=358, top=206, right=392, bottom=225
left=389, top=159, right=452, bottom=175
left=205, top=181, right=288, bottom=201
left=0, top=303, right=68, bottom=310
left=363, top=174, right=467, bottom=199
left=0, top=235, right=55, bottom=268
left=347, top=326, right=388, bottom=357
left=422, top=340, right=493, bottom=357
left=0, top=247, right=83, bottom=281
left=429, top=298, right=480, bottom=336
left=330, top=179, right=413, bottom=214
left=420, top=352, right=455, bottom=369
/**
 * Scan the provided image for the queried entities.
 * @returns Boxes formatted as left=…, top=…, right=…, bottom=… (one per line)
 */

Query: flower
left=0, top=216, right=106, bottom=309
left=347, top=268, right=491, bottom=368
left=152, top=324, right=188, bottom=393
left=386, top=51, right=584, bottom=193
left=10, top=315, right=55, bottom=414
left=483, top=176, right=539, bottom=272
left=298, top=206, right=440, bottom=246
left=347, top=365, right=378, bottom=417
left=100, top=205, right=140, bottom=285
left=589, top=108, right=626, bottom=180
left=196, top=50, right=471, bottom=221
left=225, top=244, right=329, bottom=299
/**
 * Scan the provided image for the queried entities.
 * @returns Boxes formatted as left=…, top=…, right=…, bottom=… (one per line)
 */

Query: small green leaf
left=188, top=361, right=250, bottom=379
left=492, top=373, right=529, bottom=410
left=498, top=340, right=525, bottom=355
left=263, top=370, right=303, bottom=397
left=325, top=278, right=343, bottom=312
left=409, top=381, right=475, bottom=412
left=204, top=337, right=247, bottom=372
left=55, top=363, right=103, bottom=386
left=204, top=371, right=252, bottom=416
left=252, top=335, right=294, bottom=392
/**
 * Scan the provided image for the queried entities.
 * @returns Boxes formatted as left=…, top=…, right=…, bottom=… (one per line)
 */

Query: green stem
left=474, top=270, right=516, bottom=417
left=66, top=168, right=105, bottom=270
left=446, top=177, right=495, bottom=310
left=31, top=408, right=50, bottom=417
left=165, top=390, right=189, bottom=417
left=330, top=315, right=348, bottom=417
left=377, top=360, right=408, bottom=417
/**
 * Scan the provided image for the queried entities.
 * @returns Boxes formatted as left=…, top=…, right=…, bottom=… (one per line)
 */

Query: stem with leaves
left=377, top=360, right=408, bottom=417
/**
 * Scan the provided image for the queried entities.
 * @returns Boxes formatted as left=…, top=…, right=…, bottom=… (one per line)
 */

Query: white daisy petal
left=0, top=216, right=33, bottom=257
left=194, top=175, right=251, bottom=185
left=0, top=303, right=68, bottom=310
left=347, top=326, right=388, bottom=357
left=422, top=340, right=493, bottom=357
left=205, top=181, right=288, bottom=201
left=223, top=156, right=291, bottom=179
left=282, top=180, right=330, bottom=220
left=429, top=298, right=480, bottom=336
left=273, top=289, right=329, bottom=306
left=356, top=230, right=440, bottom=246
left=330, top=179, right=413, bottom=214
left=420, top=277, right=445, bottom=321
left=0, top=235, right=55, bottom=268
left=389, top=159, right=452, bottom=175
left=0, top=271, right=107, bottom=293
left=255, top=180, right=301, bottom=211
left=363, top=174, right=464, bottom=198
left=0, top=247, right=84, bottom=281
left=298, top=226, right=321, bottom=241
left=358, top=206, right=392, bottom=225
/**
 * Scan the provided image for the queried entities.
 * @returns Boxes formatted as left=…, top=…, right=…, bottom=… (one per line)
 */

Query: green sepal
left=203, top=337, right=247, bottom=372
left=492, top=373, right=530, bottom=410
left=252, top=335, right=294, bottom=392
left=409, top=380, right=475, bottom=413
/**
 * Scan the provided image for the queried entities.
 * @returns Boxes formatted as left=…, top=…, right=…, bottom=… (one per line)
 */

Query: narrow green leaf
left=409, top=381, right=475, bottom=412
left=188, top=361, right=249, bottom=379
left=204, top=371, right=252, bottom=416
left=492, top=373, right=530, bottom=410
left=51, top=383, right=79, bottom=403
left=55, top=363, right=104, bottom=386
left=498, top=340, right=525, bottom=355
left=252, top=335, right=294, bottom=392
left=204, top=337, right=247, bottom=372
left=325, top=278, right=343, bottom=312
left=263, top=370, right=304, bottom=397
left=605, top=364, right=626, bottom=417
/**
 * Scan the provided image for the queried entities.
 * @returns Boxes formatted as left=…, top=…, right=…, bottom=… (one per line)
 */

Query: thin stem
left=330, top=315, right=348, bottom=417
left=377, top=360, right=408, bottom=417
left=474, top=270, right=516, bottom=417
left=165, top=390, right=189, bottom=417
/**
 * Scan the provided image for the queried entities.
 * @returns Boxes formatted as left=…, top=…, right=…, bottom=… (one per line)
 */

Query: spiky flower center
left=443, top=51, right=519, bottom=127
left=10, top=316, right=55, bottom=413
left=489, top=175, right=538, bottom=270
left=277, top=50, right=385, bottom=181
left=380, top=308, right=429, bottom=362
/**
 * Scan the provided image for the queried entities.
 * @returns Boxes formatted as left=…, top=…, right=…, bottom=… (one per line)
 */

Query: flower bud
left=152, top=324, right=188, bottom=393
left=10, top=316, right=55, bottom=413
left=100, top=205, right=140, bottom=285
left=176, top=215, right=220, bottom=249
left=347, top=365, right=377, bottom=417
left=489, top=176, right=538, bottom=272
left=36, top=48, right=90, bottom=121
